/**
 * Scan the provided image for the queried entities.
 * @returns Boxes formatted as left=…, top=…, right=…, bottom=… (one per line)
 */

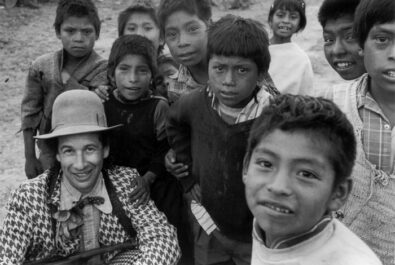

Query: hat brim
left=34, top=124, right=123, bottom=140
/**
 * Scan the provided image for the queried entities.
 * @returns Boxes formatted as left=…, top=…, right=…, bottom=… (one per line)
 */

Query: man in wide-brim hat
left=0, top=90, right=180, bottom=264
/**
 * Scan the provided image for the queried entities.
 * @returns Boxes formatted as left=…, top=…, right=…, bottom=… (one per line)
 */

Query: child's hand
left=25, top=157, right=43, bottom=179
left=130, top=175, right=151, bottom=206
left=94, top=85, right=110, bottom=101
left=165, top=149, right=189, bottom=179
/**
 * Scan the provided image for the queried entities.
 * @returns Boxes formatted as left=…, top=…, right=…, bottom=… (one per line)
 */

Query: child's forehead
left=165, top=10, right=205, bottom=27
left=61, top=15, right=95, bottom=27
left=210, top=54, right=256, bottom=65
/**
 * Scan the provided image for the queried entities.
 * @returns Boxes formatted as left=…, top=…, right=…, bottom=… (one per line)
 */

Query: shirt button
left=384, top=124, right=391, bottom=130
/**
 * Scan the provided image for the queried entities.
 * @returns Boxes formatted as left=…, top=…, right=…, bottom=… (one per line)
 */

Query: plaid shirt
left=356, top=79, right=394, bottom=175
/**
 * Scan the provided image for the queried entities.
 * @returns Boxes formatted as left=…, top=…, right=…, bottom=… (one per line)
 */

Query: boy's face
left=123, top=12, right=161, bottom=52
left=323, top=15, right=366, bottom=80
left=164, top=10, right=208, bottom=67
left=362, top=21, right=395, bottom=94
left=113, top=54, right=152, bottom=101
left=243, top=129, right=350, bottom=245
left=270, top=9, right=301, bottom=42
left=57, top=16, right=97, bottom=59
left=209, top=55, right=262, bottom=108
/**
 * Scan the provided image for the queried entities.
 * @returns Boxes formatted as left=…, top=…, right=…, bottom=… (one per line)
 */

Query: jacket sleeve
left=115, top=168, right=181, bottom=265
left=20, top=61, right=44, bottom=131
left=0, top=185, right=35, bottom=265
left=166, top=95, right=196, bottom=192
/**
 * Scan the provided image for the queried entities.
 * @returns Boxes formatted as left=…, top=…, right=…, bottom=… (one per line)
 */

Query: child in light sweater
left=243, top=94, right=382, bottom=265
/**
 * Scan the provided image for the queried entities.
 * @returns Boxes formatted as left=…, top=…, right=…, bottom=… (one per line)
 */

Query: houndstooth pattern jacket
left=0, top=166, right=180, bottom=265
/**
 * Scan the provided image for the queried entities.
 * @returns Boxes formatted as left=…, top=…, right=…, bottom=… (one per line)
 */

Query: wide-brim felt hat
left=35, top=90, right=122, bottom=140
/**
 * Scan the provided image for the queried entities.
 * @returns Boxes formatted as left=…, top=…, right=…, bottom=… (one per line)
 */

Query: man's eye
left=62, top=149, right=73, bottom=155
left=323, top=37, right=333, bottom=45
left=237, top=67, right=248, bottom=74
left=86, top=147, right=96, bottom=153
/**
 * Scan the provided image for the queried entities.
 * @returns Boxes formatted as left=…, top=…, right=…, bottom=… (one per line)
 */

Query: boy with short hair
left=167, top=14, right=273, bottom=264
left=157, top=0, right=212, bottom=104
left=323, top=0, right=395, bottom=263
left=318, top=0, right=366, bottom=81
left=21, top=0, right=108, bottom=179
left=243, top=94, right=382, bottom=265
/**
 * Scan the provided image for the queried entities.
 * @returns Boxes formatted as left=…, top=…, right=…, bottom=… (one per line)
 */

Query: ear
left=242, top=156, right=250, bottom=184
left=56, top=153, right=61, bottom=162
left=257, top=72, right=265, bottom=84
left=358, top=48, right=364, bottom=57
left=56, top=31, right=61, bottom=40
left=103, top=144, right=110, bottom=159
left=327, top=178, right=352, bottom=212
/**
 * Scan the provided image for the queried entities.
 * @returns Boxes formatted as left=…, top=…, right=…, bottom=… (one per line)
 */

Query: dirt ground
left=0, top=0, right=341, bottom=222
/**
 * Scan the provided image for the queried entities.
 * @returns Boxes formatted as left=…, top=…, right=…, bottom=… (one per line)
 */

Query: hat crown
left=52, top=90, right=107, bottom=130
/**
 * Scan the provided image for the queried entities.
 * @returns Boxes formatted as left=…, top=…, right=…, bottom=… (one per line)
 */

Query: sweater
left=167, top=89, right=256, bottom=242
left=268, top=42, right=314, bottom=95
left=251, top=218, right=382, bottom=265
left=324, top=74, right=395, bottom=265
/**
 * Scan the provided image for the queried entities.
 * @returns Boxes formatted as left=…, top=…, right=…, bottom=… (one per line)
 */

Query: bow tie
left=74, top=196, right=105, bottom=210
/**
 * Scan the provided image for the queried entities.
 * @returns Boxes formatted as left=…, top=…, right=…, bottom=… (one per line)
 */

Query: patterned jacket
left=0, top=166, right=180, bottom=265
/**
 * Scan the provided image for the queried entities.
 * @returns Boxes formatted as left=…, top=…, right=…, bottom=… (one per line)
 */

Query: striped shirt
left=356, top=79, right=395, bottom=175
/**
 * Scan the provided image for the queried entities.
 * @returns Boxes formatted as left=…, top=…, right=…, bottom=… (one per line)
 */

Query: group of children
left=8, top=0, right=395, bottom=264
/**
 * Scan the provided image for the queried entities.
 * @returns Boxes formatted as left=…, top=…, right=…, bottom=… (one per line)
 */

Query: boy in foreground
left=167, top=14, right=273, bottom=264
left=243, top=94, right=382, bottom=265
left=318, top=0, right=366, bottom=81
left=322, top=0, right=395, bottom=263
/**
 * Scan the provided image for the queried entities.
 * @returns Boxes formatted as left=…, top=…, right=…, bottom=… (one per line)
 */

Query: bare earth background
left=0, top=0, right=342, bottom=222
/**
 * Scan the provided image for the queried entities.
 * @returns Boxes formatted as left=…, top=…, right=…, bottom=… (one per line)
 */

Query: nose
left=222, top=70, right=235, bottom=86
left=177, top=32, right=190, bottom=48
left=72, top=31, right=84, bottom=42
left=389, top=42, right=395, bottom=60
left=73, top=151, right=86, bottom=170
left=282, top=14, right=291, bottom=23
left=128, top=70, right=139, bottom=83
left=267, top=169, right=292, bottom=196
left=332, top=39, right=346, bottom=56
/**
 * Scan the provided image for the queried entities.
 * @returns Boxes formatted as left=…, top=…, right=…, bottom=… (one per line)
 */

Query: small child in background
left=318, top=0, right=366, bottom=81
left=103, top=34, right=190, bottom=264
left=267, top=0, right=314, bottom=95
left=243, top=94, right=382, bottom=265
left=167, top=14, right=274, bottom=264
left=21, top=0, right=108, bottom=179
left=322, top=0, right=395, bottom=263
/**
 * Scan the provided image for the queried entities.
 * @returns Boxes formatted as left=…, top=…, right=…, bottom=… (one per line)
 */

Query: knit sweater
left=167, top=89, right=256, bottom=242
left=324, top=74, right=395, bottom=265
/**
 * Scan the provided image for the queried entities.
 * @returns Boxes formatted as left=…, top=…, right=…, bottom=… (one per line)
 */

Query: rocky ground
left=0, top=0, right=341, bottom=222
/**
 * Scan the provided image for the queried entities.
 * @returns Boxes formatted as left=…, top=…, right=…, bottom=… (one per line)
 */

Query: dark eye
left=86, top=146, right=96, bottom=153
left=298, top=170, right=318, bottom=180
left=165, top=31, right=177, bottom=40
left=213, top=65, right=224, bottom=73
left=323, top=37, right=334, bottom=46
left=256, top=159, right=273, bottom=169
left=374, top=36, right=390, bottom=44
left=237, top=67, right=249, bottom=74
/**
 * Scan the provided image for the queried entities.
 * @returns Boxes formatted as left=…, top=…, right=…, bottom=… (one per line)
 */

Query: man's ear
left=103, top=144, right=110, bottom=159
left=327, top=178, right=352, bottom=212
left=56, top=153, right=61, bottom=162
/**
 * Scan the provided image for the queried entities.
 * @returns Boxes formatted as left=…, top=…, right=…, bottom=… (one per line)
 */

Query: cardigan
left=324, top=74, right=395, bottom=265
left=167, top=89, right=269, bottom=242
left=0, top=166, right=180, bottom=265
left=251, top=218, right=382, bottom=265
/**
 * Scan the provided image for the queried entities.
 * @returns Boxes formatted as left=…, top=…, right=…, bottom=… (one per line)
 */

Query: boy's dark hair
left=157, top=0, right=212, bottom=34
left=354, top=0, right=395, bottom=47
left=118, top=0, right=159, bottom=37
left=318, top=0, right=361, bottom=28
left=54, top=0, right=101, bottom=37
left=208, top=14, right=271, bottom=74
left=268, top=0, right=307, bottom=32
left=244, top=94, right=356, bottom=188
left=107, top=34, right=159, bottom=87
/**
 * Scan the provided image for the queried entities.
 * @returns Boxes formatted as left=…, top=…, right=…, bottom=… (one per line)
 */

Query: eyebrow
left=323, top=25, right=353, bottom=34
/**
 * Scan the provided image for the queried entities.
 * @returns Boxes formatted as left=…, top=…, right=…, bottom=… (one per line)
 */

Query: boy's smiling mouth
left=333, top=61, right=354, bottom=70
left=261, top=201, right=294, bottom=215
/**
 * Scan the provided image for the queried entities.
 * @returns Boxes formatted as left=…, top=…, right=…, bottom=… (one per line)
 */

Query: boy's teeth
left=265, top=203, right=291, bottom=214
left=386, top=71, right=395, bottom=77
left=336, top=62, right=352, bottom=69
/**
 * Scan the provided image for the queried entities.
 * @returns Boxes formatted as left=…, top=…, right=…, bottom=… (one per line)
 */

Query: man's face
left=56, top=133, right=109, bottom=194
left=209, top=55, right=261, bottom=108
left=164, top=10, right=208, bottom=67
left=362, top=21, right=395, bottom=94
left=323, top=15, right=366, bottom=80
left=57, top=16, right=97, bottom=59
left=243, top=130, right=349, bottom=246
